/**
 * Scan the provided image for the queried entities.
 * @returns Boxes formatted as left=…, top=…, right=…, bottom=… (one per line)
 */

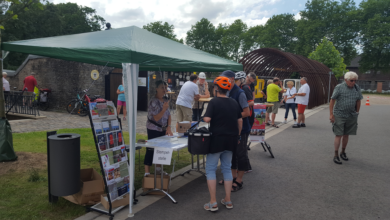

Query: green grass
left=0, top=128, right=193, bottom=220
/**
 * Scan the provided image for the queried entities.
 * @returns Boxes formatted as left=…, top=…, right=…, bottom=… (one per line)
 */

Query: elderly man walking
left=329, top=72, right=363, bottom=164
left=292, top=77, right=310, bottom=128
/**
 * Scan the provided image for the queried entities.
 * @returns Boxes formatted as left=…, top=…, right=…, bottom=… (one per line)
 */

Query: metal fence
left=5, top=91, right=40, bottom=117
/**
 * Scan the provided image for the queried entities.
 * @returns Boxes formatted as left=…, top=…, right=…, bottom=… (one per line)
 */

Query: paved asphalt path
left=130, top=105, right=390, bottom=220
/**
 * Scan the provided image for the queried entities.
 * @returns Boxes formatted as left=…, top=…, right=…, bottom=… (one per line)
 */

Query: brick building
left=343, top=56, right=390, bottom=91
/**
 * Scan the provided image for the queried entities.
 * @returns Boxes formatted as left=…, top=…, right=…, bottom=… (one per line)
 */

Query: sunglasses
left=349, top=80, right=356, bottom=82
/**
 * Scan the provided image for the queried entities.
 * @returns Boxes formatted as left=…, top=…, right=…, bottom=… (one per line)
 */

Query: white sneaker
left=283, top=120, right=287, bottom=124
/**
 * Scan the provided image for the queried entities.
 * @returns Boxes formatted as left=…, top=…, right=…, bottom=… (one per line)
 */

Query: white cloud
left=49, top=0, right=283, bottom=40
left=294, top=12, right=301, bottom=20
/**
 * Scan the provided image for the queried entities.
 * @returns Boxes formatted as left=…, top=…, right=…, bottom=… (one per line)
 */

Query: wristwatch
left=238, top=135, right=241, bottom=141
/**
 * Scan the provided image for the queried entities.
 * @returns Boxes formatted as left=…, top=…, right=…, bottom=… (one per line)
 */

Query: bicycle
left=66, top=89, right=104, bottom=116
left=34, top=88, right=52, bottom=111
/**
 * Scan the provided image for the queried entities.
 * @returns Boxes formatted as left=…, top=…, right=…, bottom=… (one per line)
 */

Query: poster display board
left=250, top=104, right=266, bottom=142
left=88, top=101, right=130, bottom=212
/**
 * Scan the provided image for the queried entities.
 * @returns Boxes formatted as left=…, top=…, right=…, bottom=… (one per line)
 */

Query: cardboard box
left=63, top=168, right=105, bottom=205
left=142, top=174, right=170, bottom=195
left=101, top=193, right=129, bottom=210
left=178, top=121, right=191, bottom=133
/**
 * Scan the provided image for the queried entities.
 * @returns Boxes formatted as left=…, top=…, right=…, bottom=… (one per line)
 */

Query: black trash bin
left=48, top=133, right=80, bottom=197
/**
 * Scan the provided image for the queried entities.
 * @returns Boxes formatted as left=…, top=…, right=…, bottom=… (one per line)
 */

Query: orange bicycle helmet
left=214, top=76, right=232, bottom=90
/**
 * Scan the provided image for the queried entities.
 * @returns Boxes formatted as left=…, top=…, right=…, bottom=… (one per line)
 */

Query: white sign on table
left=153, top=148, right=173, bottom=165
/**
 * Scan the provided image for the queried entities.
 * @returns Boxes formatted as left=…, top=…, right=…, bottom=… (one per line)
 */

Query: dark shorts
left=332, top=116, right=358, bottom=136
left=231, top=133, right=250, bottom=171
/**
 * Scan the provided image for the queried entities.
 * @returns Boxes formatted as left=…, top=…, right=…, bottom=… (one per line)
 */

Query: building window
left=364, top=70, right=371, bottom=74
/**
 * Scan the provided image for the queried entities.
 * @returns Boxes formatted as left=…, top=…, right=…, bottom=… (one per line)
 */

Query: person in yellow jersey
left=266, top=77, right=284, bottom=128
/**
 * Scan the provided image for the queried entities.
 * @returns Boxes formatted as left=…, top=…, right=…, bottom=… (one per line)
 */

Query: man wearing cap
left=23, top=72, right=39, bottom=92
left=219, top=70, right=250, bottom=192
left=192, top=72, right=210, bottom=121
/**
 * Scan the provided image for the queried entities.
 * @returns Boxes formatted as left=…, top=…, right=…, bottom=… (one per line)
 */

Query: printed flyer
left=111, top=120, right=120, bottom=131
left=102, top=121, right=110, bottom=133
left=101, top=150, right=114, bottom=168
left=116, top=131, right=124, bottom=146
left=107, top=180, right=118, bottom=201
left=93, top=122, right=103, bottom=134
left=97, top=134, right=107, bottom=151
left=90, top=103, right=99, bottom=119
left=250, top=104, right=266, bottom=143
left=107, top=101, right=117, bottom=116
left=97, top=103, right=109, bottom=117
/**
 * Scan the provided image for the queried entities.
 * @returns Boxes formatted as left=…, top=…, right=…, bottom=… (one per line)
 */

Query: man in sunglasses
left=329, top=71, right=363, bottom=165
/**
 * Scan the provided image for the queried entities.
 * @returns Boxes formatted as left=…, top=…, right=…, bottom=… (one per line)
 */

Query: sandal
left=231, top=179, right=243, bottom=192
left=271, top=124, right=279, bottom=128
left=204, top=202, right=218, bottom=212
left=219, top=178, right=235, bottom=185
left=221, top=199, right=233, bottom=209
left=266, top=123, right=271, bottom=126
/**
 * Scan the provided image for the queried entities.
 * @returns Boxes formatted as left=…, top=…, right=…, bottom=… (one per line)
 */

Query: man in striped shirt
left=329, top=71, right=363, bottom=165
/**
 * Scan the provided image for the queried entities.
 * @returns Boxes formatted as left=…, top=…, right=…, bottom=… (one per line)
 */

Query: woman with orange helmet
left=202, top=76, right=243, bottom=211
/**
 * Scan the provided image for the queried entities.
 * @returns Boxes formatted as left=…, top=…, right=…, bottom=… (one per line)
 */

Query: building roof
left=3, top=55, right=46, bottom=77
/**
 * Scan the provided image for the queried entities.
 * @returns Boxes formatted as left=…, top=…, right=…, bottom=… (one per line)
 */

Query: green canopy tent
left=1, top=26, right=242, bottom=217
left=1, top=26, right=242, bottom=72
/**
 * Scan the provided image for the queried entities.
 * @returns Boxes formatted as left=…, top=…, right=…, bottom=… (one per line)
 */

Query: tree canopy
left=143, top=21, right=183, bottom=44
left=2, top=1, right=106, bottom=69
left=309, top=37, right=348, bottom=78
left=357, top=0, right=390, bottom=74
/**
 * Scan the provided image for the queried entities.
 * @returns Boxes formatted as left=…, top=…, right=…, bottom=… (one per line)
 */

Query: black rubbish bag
left=188, top=127, right=212, bottom=155
left=0, top=119, right=18, bottom=162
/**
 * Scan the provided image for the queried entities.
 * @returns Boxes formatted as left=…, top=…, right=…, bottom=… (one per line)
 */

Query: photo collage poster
left=250, top=104, right=266, bottom=143
left=89, top=101, right=117, bottom=120
left=89, top=101, right=129, bottom=201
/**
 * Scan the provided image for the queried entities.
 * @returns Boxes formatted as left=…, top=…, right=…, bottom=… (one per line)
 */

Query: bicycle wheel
left=38, top=99, right=50, bottom=111
left=77, top=101, right=88, bottom=117
left=67, top=100, right=80, bottom=114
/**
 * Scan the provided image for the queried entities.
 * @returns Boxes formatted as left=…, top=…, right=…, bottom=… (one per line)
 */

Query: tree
left=222, top=19, right=248, bottom=62
left=0, top=0, right=44, bottom=118
left=242, top=25, right=265, bottom=53
left=2, top=2, right=106, bottom=69
left=143, top=21, right=183, bottom=43
left=295, top=0, right=358, bottom=64
left=308, top=37, right=348, bottom=78
left=357, top=0, right=390, bottom=74
left=186, top=18, right=216, bottom=54
left=261, top=13, right=297, bottom=53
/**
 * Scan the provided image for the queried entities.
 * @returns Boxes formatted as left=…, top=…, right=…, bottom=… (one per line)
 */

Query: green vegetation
left=1, top=128, right=194, bottom=220
left=308, top=37, right=348, bottom=79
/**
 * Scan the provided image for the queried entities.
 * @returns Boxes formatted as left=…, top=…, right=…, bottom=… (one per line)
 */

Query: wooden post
left=377, top=82, right=383, bottom=93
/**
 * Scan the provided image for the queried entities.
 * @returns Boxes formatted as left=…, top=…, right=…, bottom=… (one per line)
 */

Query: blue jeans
left=285, top=103, right=297, bottom=120
left=205, top=150, right=233, bottom=181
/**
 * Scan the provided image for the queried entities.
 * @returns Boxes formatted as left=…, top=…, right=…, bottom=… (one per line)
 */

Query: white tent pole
left=122, top=63, right=139, bottom=218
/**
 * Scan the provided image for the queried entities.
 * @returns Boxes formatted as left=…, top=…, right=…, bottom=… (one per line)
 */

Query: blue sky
left=50, top=0, right=365, bottom=40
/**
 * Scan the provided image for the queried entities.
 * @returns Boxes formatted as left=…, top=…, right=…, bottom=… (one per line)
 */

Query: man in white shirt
left=2, top=72, right=10, bottom=93
left=176, top=74, right=200, bottom=131
left=292, top=77, right=310, bottom=128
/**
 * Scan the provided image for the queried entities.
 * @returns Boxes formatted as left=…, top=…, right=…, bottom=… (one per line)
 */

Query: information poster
left=89, top=101, right=130, bottom=202
left=250, top=104, right=266, bottom=143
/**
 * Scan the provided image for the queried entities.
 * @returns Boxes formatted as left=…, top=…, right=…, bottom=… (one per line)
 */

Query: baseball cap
left=220, top=70, right=235, bottom=78
left=199, top=72, right=206, bottom=79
